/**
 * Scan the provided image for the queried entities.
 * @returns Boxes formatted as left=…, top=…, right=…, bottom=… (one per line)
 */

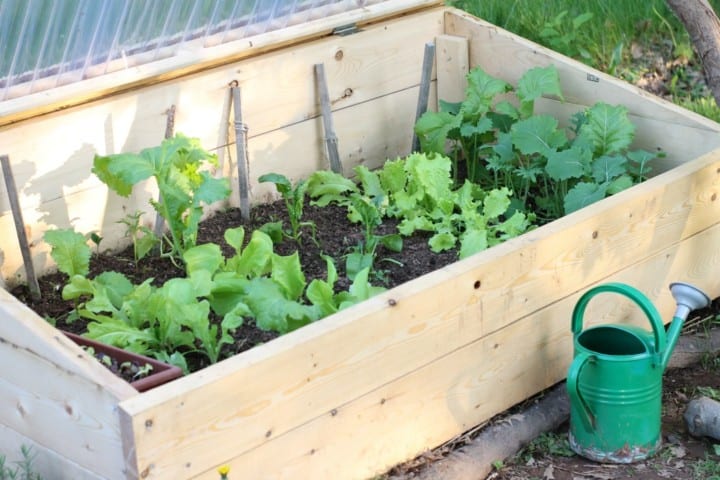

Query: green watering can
left=567, top=282, right=710, bottom=463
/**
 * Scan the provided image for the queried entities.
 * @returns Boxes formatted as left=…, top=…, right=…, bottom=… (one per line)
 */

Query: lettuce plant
left=45, top=223, right=386, bottom=372
left=307, top=153, right=535, bottom=260
left=307, top=168, right=403, bottom=279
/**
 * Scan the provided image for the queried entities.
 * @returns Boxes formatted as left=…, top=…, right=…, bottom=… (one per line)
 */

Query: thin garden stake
left=153, top=104, right=176, bottom=240
left=231, top=84, right=251, bottom=221
left=314, top=63, right=343, bottom=175
left=412, top=42, right=436, bottom=153
left=0, top=154, right=40, bottom=300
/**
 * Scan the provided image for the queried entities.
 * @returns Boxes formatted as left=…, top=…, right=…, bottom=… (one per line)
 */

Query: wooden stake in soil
left=153, top=105, right=176, bottom=240
left=314, top=63, right=344, bottom=175
left=231, top=84, right=251, bottom=221
left=0, top=154, right=40, bottom=299
left=411, top=42, right=436, bottom=153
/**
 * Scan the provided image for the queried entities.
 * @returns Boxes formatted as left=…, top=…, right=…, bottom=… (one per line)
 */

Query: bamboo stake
left=231, top=84, right=251, bottom=221
left=153, top=105, right=176, bottom=240
left=412, top=42, right=436, bottom=153
left=314, top=63, right=343, bottom=175
left=0, top=155, right=40, bottom=299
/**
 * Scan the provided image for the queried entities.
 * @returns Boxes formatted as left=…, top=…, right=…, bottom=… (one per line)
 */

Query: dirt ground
left=494, top=358, right=720, bottom=480
left=382, top=323, right=720, bottom=480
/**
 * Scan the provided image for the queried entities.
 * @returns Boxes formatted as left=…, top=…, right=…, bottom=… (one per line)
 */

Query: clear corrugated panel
left=0, top=0, right=388, bottom=101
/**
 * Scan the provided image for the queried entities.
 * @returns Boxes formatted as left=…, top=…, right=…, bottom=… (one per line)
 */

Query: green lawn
left=448, top=0, right=720, bottom=121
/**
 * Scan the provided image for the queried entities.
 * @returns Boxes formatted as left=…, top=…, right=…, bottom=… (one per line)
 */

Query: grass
left=0, top=446, right=42, bottom=480
left=447, top=0, right=720, bottom=121
left=692, top=455, right=720, bottom=479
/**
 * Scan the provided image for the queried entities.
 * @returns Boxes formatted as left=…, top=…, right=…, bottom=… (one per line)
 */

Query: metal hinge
left=332, top=23, right=360, bottom=36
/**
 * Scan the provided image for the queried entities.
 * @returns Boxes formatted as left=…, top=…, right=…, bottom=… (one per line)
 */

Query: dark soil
left=11, top=199, right=458, bottom=373
left=81, top=346, right=154, bottom=384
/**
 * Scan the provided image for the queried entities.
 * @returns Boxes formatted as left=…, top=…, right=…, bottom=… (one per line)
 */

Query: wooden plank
left=0, top=424, right=106, bottom=480
left=118, top=147, right=720, bottom=478
left=0, top=284, right=138, bottom=478
left=0, top=288, right=137, bottom=399
left=435, top=34, right=470, bottom=105
left=151, top=221, right=720, bottom=480
left=444, top=9, right=720, bottom=134
left=0, top=289, right=135, bottom=478
left=1, top=154, right=40, bottom=299
left=0, top=1, right=444, bottom=127
left=0, top=84, right=433, bottom=285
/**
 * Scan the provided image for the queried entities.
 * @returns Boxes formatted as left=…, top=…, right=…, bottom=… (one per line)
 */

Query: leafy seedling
left=93, top=133, right=231, bottom=263
left=259, top=172, right=318, bottom=246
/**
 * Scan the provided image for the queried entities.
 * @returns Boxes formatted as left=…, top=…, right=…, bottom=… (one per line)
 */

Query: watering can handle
left=566, top=351, right=595, bottom=431
left=571, top=282, right=666, bottom=356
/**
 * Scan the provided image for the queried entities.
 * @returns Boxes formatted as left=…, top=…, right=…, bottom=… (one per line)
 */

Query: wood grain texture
left=435, top=34, right=470, bottom=105
left=118, top=146, right=720, bottom=479
left=0, top=288, right=136, bottom=478
left=142, top=221, right=720, bottom=480
left=0, top=424, right=106, bottom=480
left=3, top=7, right=720, bottom=479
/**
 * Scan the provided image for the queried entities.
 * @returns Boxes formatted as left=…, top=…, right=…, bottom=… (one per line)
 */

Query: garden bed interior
left=3, top=3, right=720, bottom=479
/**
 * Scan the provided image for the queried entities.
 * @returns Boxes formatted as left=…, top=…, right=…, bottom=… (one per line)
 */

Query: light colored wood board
left=239, top=85, right=435, bottom=204
left=0, top=1, right=444, bottom=127
left=440, top=145, right=720, bottom=337
left=185, top=223, right=720, bottom=480
left=0, top=424, right=107, bottom=480
left=0, top=178, right=159, bottom=286
left=444, top=9, right=720, bottom=133
left=0, top=288, right=137, bottom=399
left=435, top=34, right=470, bottom=105
left=0, top=290, right=133, bottom=475
left=118, top=148, right=720, bottom=478
left=0, top=85, right=433, bottom=284
left=0, top=338, right=129, bottom=478
left=533, top=97, right=720, bottom=172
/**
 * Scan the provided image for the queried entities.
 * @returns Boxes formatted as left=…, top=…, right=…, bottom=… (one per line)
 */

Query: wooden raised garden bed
left=3, top=3, right=720, bottom=479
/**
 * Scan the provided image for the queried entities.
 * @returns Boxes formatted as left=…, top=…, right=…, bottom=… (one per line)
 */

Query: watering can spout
left=660, top=282, right=711, bottom=369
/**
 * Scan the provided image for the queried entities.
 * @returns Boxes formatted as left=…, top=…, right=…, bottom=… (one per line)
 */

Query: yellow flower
left=217, top=464, right=230, bottom=478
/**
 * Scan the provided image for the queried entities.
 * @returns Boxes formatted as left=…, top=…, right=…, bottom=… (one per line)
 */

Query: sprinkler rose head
left=669, top=282, right=710, bottom=320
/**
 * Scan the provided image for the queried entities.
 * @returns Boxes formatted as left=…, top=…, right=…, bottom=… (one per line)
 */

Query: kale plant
left=93, top=134, right=231, bottom=263
left=415, top=65, right=661, bottom=222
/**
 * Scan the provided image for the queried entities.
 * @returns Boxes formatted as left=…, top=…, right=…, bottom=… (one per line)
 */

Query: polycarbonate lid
left=0, top=0, right=439, bottom=105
